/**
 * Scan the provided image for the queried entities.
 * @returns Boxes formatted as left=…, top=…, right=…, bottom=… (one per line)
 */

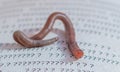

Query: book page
left=0, top=0, right=120, bottom=72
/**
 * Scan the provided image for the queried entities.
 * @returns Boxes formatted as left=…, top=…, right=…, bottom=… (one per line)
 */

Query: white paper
left=0, top=0, right=120, bottom=72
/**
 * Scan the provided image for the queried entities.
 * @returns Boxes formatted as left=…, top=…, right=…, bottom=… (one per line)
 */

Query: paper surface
left=0, top=0, right=120, bottom=72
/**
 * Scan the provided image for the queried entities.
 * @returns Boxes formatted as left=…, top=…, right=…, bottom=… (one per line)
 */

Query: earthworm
left=13, top=12, right=83, bottom=59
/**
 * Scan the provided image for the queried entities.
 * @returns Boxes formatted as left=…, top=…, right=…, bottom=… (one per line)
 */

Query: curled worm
left=13, top=12, right=83, bottom=59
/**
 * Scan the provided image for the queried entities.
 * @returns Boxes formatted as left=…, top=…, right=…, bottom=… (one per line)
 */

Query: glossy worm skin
left=13, top=12, right=83, bottom=59
left=13, top=31, right=58, bottom=47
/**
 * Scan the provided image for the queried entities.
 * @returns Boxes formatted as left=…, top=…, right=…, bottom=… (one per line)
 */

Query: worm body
left=13, top=31, right=58, bottom=47
left=13, top=12, right=83, bottom=59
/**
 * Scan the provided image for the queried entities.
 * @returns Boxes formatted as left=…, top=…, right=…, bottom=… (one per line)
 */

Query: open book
left=0, top=0, right=120, bottom=72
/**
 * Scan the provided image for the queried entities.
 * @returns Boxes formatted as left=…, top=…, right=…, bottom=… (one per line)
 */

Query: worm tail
left=13, top=31, right=58, bottom=48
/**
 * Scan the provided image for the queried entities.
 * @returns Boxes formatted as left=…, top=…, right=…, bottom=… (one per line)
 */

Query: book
left=0, top=0, right=120, bottom=72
